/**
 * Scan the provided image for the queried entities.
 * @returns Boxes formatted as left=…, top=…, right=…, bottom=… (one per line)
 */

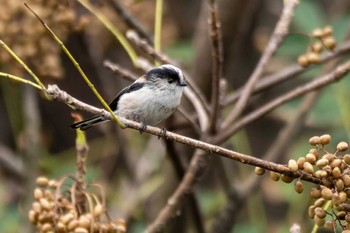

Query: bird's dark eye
left=167, top=77, right=174, bottom=84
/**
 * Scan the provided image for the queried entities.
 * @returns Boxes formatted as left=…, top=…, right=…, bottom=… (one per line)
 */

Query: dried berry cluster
left=0, top=1, right=89, bottom=78
left=297, top=26, right=337, bottom=68
left=28, top=176, right=126, bottom=233
left=255, top=134, right=350, bottom=232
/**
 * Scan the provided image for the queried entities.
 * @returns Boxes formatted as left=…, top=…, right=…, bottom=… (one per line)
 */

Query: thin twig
left=24, top=3, right=125, bottom=127
left=103, top=60, right=138, bottom=82
left=213, top=60, right=350, bottom=143
left=207, top=0, right=224, bottom=133
left=224, top=40, right=350, bottom=105
left=107, top=0, right=153, bottom=45
left=222, top=0, right=299, bottom=128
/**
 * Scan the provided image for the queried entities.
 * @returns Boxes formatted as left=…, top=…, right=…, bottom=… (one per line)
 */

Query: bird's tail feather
left=70, top=116, right=106, bottom=130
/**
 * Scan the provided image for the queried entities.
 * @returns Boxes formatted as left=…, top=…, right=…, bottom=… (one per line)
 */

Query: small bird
left=70, top=64, right=187, bottom=131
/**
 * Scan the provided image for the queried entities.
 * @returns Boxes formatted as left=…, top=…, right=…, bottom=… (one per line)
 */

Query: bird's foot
left=139, top=122, right=147, bottom=134
left=158, top=127, right=167, bottom=139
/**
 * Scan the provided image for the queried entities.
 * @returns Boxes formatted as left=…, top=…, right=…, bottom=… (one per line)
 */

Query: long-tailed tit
left=70, top=64, right=187, bottom=131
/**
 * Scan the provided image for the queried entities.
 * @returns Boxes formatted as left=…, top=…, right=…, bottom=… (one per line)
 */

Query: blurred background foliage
left=0, top=0, right=350, bottom=232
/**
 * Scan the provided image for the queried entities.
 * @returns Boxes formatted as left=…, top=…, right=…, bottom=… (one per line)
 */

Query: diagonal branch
left=213, top=59, right=350, bottom=143
left=224, top=40, right=350, bottom=105
left=222, top=0, right=299, bottom=128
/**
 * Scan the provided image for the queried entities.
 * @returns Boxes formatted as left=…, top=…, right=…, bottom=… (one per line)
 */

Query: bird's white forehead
left=159, top=64, right=184, bottom=79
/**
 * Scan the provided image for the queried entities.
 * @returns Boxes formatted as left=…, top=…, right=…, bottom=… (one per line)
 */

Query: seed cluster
left=297, top=26, right=336, bottom=68
left=0, top=1, right=89, bottom=78
left=255, top=134, right=350, bottom=231
left=28, top=176, right=126, bottom=233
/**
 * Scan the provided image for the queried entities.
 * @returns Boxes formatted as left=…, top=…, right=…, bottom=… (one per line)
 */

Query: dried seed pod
left=314, top=207, right=326, bottom=218
left=255, top=167, right=265, bottom=175
left=311, top=41, right=323, bottom=53
left=28, top=210, right=37, bottom=223
left=307, top=52, right=320, bottom=64
left=316, top=159, right=329, bottom=168
left=311, top=28, right=323, bottom=38
left=297, top=55, right=310, bottom=68
left=323, top=36, right=336, bottom=51
left=331, top=159, right=342, bottom=169
left=33, top=188, right=43, bottom=200
left=309, top=149, right=319, bottom=158
left=309, top=136, right=321, bottom=146
left=346, top=214, right=350, bottom=224
left=314, top=215, right=325, bottom=226
left=74, top=227, right=88, bottom=233
left=306, top=153, right=317, bottom=164
left=303, top=162, right=314, bottom=174
left=323, top=153, right=335, bottom=163
left=308, top=205, right=316, bottom=218
left=36, top=176, right=49, bottom=187
left=281, top=174, right=293, bottom=183
left=67, top=219, right=79, bottom=231
left=60, top=213, right=74, bottom=224
left=269, top=171, right=280, bottom=181
left=319, top=134, right=331, bottom=145
left=32, top=201, right=41, bottom=213
left=336, top=179, right=345, bottom=192
left=48, top=179, right=58, bottom=189
left=337, top=142, right=349, bottom=151
left=314, top=197, right=325, bottom=207
left=93, top=204, right=104, bottom=217
left=288, top=159, right=299, bottom=172
left=342, top=174, right=350, bottom=187
left=297, top=157, right=306, bottom=169
left=322, top=26, right=333, bottom=36
left=321, top=187, right=333, bottom=200
left=332, top=192, right=342, bottom=205
left=310, top=188, right=321, bottom=199
left=41, top=223, right=52, bottom=232
left=315, top=170, right=328, bottom=178
left=337, top=211, right=346, bottom=220
left=333, top=167, right=342, bottom=179
left=78, top=215, right=91, bottom=229
left=39, top=198, right=51, bottom=211
left=343, top=154, right=350, bottom=165
left=56, top=222, right=66, bottom=233
left=294, top=180, right=304, bottom=193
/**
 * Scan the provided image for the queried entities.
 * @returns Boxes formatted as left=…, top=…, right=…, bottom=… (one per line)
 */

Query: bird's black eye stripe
left=147, top=68, right=180, bottom=83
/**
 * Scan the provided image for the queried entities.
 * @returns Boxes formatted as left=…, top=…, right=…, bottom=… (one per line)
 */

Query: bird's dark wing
left=108, top=82, right=145, bottom=110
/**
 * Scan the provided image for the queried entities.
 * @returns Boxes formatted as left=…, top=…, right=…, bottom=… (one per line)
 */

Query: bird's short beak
left=180, top=80, right=187, bottom=87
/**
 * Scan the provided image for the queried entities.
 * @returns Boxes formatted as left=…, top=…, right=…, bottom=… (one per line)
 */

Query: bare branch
left=207, top=0, right=224, bottom=133
left=225, top=40, right=350, bottom=105
left=222, top=0, right=299, bottom=128
left=214, top=59, right=350, bottom=143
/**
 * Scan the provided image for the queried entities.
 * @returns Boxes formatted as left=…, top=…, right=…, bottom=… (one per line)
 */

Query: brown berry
left=314, top=207, right=326, bottom=218
left=288, top=159, right=299, bottom=172
left=337, top=142, right=349, bottom=151
left=269, top=171, right=280, bottom=181
left=333, top=167, right=341, bottom=179
left=323, top=36, right=336, bottom=50
left=296, top=157, right=306, bottom=169
left=309, top=136, right=320, bottom=145
left=303, top=162, right=314, bottom=174
left=311, top=28, right=323, bottom=38
left=310, top=188, right=321, bottom=199
left=297, top=55, right=310, bottom=67
left=93, top=204, right=104, bottom=217
left=281, top=174, right=293, bottom=183
left=342, top=174, right=350, bottom=187
left=319, top=134, right=331, bottom=145
left=321, top=187, right=333, bottom=200
left=294, top=180, right=304, bottom=193
left=343, top=154, right=350, bottom=165
left=314, top=215, right=325, bottom=226
left=33, top=188, right=43, bottom=200
left=311, top=41, right=323, bottom=53
left=314, top=197, right=325, bottom=207
left=28, top=210, right=37, bottom=223
left=322, top=26, right=333, bottom=36
left=306, top=153, right=317, bottom=164
left=315, top=170, right=328, bottom=178
left=36, top=176, right=49, bottom=187
left=308, top=205, right=316, bottom=218
left=316, top=159, right=329, bottom=168
left=255, top=167, right=265, bottom=175
left=307, top=52, right=320, bottom=64
left=75, top=227, right=88, bottom=233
